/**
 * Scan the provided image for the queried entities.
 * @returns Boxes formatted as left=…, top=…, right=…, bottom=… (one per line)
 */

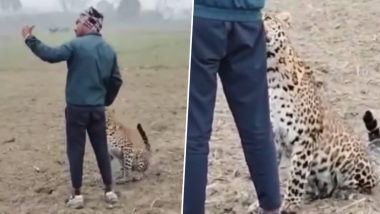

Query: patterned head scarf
left=77, top=7, right=104, bottom=32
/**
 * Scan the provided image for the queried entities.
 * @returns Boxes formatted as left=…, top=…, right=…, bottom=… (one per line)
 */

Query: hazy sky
left=20, top=0, right=191, bottom=12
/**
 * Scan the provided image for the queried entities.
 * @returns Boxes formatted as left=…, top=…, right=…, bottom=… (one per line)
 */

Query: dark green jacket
left=25, top=32, right=123, bottom=107
left=194, top=0, right=265, bottom=21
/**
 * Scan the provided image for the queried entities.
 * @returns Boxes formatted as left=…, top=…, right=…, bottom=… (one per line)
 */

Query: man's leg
left=218, top=20, right=281, bottom=211
left=183, top=17, right=227, bottom=214
left=87, top=108, right=118, bottom=204
left=65, top=106, right=89, bottom=208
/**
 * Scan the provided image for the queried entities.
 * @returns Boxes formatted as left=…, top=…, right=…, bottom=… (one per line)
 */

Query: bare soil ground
left=206, top=0, right=380, bottom=213
left=0, top=32, right=188, bottom=213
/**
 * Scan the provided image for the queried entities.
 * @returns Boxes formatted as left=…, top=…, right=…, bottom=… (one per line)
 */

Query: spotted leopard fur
left=105, top=108, right=151, bottom=183
left=263, top=11, right=379, bottom=213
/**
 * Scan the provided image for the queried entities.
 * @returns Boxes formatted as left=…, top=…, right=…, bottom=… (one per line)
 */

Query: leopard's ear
left=261, top=11, right=272, bottom=21
left=261, top=11, right=267, bottom=18
left=275, top=11, right=292, bottom=28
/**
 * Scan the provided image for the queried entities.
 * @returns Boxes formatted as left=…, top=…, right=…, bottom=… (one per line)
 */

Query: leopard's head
left=262, top=11, right=292, bottom=52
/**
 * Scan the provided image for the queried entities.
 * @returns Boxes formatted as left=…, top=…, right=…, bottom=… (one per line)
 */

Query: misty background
left=0, top=0, right=192, bottom=18
left=0, top=0, right=192, bottom=34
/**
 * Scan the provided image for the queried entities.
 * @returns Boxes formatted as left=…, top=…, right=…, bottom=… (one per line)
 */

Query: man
left=184, top=0, right=282, bottom=214
left=22, top=7, right=123, bottom=209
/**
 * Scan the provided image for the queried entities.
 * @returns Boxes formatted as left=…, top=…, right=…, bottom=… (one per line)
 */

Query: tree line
left=0, top=0, right=143, bottom=19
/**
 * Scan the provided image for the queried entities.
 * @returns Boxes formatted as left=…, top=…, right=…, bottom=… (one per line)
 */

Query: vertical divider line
left=180, top=1, right=195, bottom=213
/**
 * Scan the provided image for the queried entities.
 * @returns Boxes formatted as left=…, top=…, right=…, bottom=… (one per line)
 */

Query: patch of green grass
left=107, top=30, right=191, bottom=68
left=0, top=28, right=190, bottom=72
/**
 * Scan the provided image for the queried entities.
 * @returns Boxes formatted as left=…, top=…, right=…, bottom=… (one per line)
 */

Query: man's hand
left=21, top=25, right=35, bottom=40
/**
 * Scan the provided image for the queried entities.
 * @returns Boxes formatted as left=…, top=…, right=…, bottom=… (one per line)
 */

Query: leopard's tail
left=363, top=110, right=380, bottom=142
left=363, top=111, right=380, bottom=177
left=137, top=123, right=150, bottom=151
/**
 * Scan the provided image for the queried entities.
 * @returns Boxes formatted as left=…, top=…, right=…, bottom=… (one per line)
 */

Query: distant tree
left=0, top=0, right=22, bottom=12
left=59, top=0, right=89, bottom=12
left=96, top=0, right=114, bottom=14
left=117, top=0, right=141, bottom=18
left=155, top=0, right=174, bottom=20
left=156, top=0, right=168, bottom=12
left=59, top=0, right=68, bottom=12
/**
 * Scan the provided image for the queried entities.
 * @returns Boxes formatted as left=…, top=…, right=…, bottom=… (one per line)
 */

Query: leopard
left=105, top=108, right=151, bottom=184
left=262, top=11, right=379, bottom=213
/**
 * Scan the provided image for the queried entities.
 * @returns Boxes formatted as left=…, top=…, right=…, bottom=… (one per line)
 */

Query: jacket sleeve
left=25, top=35, right=73, bottom=63
left=105, top=56, right=123, bottom=106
